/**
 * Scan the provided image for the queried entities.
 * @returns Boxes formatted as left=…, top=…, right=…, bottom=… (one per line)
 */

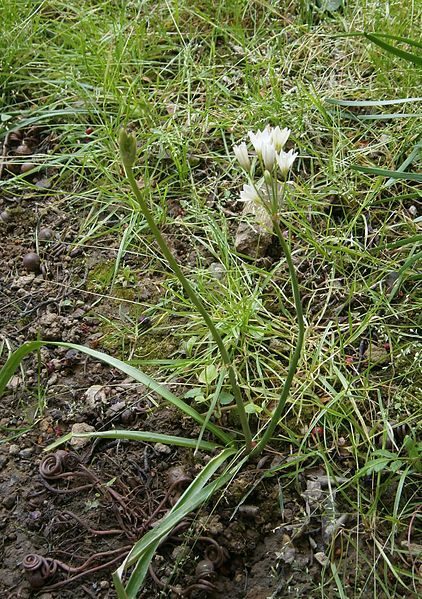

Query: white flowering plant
left=233, top=125, right=304, bottom=454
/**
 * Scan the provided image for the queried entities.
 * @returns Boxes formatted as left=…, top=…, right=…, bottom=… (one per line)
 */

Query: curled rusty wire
left=25, top=451, right=226, bottom=595
left=23, top=554, right=58, bottom=589
left=148, top=528, right=227, bottom=596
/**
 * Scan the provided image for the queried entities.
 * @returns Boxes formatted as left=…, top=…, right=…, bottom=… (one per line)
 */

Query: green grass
left=1, top=0, right=421, bottom=597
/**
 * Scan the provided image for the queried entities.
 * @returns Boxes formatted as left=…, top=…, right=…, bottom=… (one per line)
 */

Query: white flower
left=248, top=126, right=272, bottom=158
left=277, top=149, right=298, bottom=177
left=270, top=127, right=290, bottom=152
left=240, top=183, right=261, bottom=203
left=262, top=143, right=276, bottom=170
left=233, top=142, right=251, bottom=171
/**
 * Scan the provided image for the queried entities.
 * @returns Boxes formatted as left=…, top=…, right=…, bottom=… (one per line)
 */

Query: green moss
left=86, top=261, right=115, bottom=293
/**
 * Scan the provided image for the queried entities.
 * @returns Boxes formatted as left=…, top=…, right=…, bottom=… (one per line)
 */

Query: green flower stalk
left=119, top=130, right=253, bottom=453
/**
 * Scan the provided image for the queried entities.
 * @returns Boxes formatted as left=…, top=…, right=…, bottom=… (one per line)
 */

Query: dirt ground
left=0, top=128, right=419, bottom=598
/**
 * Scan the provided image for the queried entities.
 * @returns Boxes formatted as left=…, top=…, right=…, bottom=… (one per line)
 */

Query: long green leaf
left=365, top=32, right=422, bottom=50
left=0, top=341, right=234, bottom=447
left=352, top=165, right=422, bottom=182
left=45, top=429, right=220, bottom=452
left=332, top=110, right=422, bottom=121
left=365, top=33, right=422, bottom=66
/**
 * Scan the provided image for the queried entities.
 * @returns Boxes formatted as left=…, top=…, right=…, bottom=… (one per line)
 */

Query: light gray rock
left=235, top=199, right=273, bottom=258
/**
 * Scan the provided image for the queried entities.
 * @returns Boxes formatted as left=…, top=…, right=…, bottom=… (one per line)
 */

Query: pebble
left=19, top=447, right=34, bottom=459
left=9, top=444, right=20, bottom=456
left=99, top=581, right=109, bottom=590
left=70, top=422, right=95, bottom=448
left=154, top=443, right=172, bottom=454
left=12, top=274, right=35, bottom=288
left=3, top=494, right=17, bottom=509
left=120, top=409, right=133, bottom=424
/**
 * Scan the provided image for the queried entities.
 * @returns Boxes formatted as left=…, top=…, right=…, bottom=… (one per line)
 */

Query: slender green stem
left=121, top=155, right=253, bottom=453
left=251, top=216, right=305, bottom=457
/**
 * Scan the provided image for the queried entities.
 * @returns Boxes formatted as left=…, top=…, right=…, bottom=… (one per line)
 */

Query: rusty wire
left=22, top=448, right=228, bottom=595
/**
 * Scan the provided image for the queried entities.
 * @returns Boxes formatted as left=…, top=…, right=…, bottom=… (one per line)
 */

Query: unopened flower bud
left=119, top=129, right=137, bottom=167
left=262, top=143, right=276, bottom=170
left=233, top=142, right=251, bottom=171
left=263, top=170, right=273, bottom=185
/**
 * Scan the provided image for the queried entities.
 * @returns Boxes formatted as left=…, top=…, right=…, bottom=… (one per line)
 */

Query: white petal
left=271, top=127, right=290, bottom=151
left=240, top=183, right=260, bottom=203
left=248, top=127, right=271, bottom=157
left=233, top=142, right=251, bottom=171
left=262, top=143, right=276, bottom=169
left=277, top=149, right=298, bottom=176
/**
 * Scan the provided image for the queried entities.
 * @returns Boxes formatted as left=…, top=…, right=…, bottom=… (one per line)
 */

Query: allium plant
left=118, top=126, right=304, bottom=458
left=233, top=125, right=304, bottom=456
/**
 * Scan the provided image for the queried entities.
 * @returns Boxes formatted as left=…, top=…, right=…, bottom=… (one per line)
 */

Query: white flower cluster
left=233, top=125, right=298, bottom=208
left=233, top=125, right=298, bottom=177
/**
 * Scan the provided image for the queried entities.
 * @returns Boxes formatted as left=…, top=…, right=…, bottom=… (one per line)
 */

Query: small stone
left=99, top=581, right=109, bottom=590
left=314, top=551, right=329, bottom=567
left=209, top=262, right=226, bottom=280
left=35, top=177, right=51, bottom=189
left=21, top=162, right=37, bottom=174
left=154, top=443, right=171, bottom=454
left=23, top=252, right=41, bottom=273
left=106, top=401, right=126, bottom=417
left=9, top=444, right=20, bottom=456
left=15, top=143, right=32, bottom=156
left=234, top=199, right=273, bottom=259
left=70, top=422, right=95, bottom=448
left=120, top=409, right=133, bottom=424
left=84, top=385, right=107, bottom=409
left=19, top=447, right=34, bottom=459
left=38, top=227, right=54, bottom=240
left=3, top=494, right=17, bottom=509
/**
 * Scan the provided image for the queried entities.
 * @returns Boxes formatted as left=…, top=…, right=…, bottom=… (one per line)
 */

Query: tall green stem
left=251, top=217, right=305, bottom=457
left=120, top=148, right=252, bottom=453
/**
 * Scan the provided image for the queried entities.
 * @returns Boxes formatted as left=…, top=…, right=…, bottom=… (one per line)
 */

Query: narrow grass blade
left=326, top=97, right=422, bottom=107
left=385, top=144, right=422, bottom=188
left=352, top=165, right=422, bottom=182
left=112, top=573, right=128, bottom=599
left=0, top=108, right=91, bottom=136
left=45, top=429, right=220, bottom=453
left=365, top=33, right=422, bottom=66
left=0, top=341, right=234, bottom=446
left=332, top=110, right=422, bottom=121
